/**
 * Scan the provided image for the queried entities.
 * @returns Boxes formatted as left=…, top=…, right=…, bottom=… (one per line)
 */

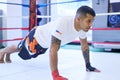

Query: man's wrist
left=86, top=62, right=91, bottom=68
left=86, top=62, right=96, bottom=71
left=52, top=69, right=59, bottom=77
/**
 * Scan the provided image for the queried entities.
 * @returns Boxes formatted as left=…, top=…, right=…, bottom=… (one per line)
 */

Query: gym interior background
left=0, top=0, right=120, bottom=51
left=0, top=0, right=120, bottom=80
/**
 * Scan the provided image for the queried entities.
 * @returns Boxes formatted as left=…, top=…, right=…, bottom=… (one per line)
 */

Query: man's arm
left=80, top=38, right=100, bottom=72
left=80, top=38, right=90, bottom=64
left=49, top=36, right=68, bottom=80
left=49, top=35, right=61, bottom=72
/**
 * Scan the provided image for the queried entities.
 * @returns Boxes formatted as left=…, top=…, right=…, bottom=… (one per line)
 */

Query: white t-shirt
left=34, top=16, right=87, bottom=48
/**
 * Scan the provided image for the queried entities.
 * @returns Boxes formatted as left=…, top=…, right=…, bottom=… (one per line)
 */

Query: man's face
left=79, top=13, right=95, bottom=32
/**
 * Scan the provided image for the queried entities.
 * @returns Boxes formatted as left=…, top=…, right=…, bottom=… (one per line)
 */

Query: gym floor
left=0, top=44, right=120, bottom=80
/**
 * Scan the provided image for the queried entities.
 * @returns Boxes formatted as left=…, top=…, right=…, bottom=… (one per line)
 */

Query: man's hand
left=86, top=63, right=101, bottom=72
left=52, top=70, right=68, bottom=80
left=80, top=38, right=101, bottom=72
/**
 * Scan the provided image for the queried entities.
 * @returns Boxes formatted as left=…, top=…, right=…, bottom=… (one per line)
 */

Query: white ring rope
left=0, top=15, right=51, bottom=19
left=37, top=15, right=51, bottom=18
left=0, top=12, right=120, bottom=18
left=96, top=12, right=120, bottom=16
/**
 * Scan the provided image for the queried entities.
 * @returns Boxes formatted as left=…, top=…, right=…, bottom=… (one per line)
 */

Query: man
left=0, top=6, right=100, bottom=80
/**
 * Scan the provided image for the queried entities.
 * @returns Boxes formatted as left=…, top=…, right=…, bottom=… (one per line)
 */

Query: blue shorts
left=17, top=28, right=48, bottom=60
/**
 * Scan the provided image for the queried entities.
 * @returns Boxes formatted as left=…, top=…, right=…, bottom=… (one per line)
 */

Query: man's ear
left=76, top=16, right=82, bottom=22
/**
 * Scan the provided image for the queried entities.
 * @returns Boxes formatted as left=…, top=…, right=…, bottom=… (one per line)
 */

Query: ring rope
left=0, top=27, right=120, bottom=30
left=0, top=0, right=83, bottom=8
left=0, top=27, right=120, bottom=31
left=0, top=27, right=28, bottom=30
left=0, top=16, right=29, bottom=18
left=0, top=38, right=23, bottom=42
left=0, top=2, right=29, bottom=7
left=0, top=28, right=120, bottom=30
left=0, top=15, right=51, bottom=19
left=90, top=28, right=120, bottom=30
left=1, top=38, right=120, bottom=44
left=37, top=0, right=83, bottom=7
left=0, top=12, right=120, bottom=18
left=96, top=12, right=120, bottom=16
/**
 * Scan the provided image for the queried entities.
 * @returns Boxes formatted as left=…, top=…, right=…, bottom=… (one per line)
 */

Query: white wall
left=0, top=0, right=22, bottom=46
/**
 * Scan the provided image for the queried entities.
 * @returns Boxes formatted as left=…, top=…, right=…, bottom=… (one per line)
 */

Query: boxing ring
left=0, top=0, right=120, bottom=80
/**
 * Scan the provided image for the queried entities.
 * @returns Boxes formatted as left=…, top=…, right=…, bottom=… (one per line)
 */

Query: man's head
left=75, top=6, right=96, bottom=32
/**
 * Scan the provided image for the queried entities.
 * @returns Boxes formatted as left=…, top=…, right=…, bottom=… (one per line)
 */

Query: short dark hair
left=76, top=6, right=96, bottom=17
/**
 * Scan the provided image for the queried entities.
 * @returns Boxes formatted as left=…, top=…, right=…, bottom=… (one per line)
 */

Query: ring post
left=29, top=0, right=37, bottom=31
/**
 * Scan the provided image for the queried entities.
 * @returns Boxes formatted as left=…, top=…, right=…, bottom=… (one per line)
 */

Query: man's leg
left=0, top=52, right=5, bottom=63
left=5, top=54, right=11, bottom=63
left=0, top=44, right=20, bottom=63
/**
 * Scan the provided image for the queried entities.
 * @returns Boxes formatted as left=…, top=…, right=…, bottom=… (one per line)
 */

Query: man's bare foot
left=0, top=60, right=4, bottom=63
left=5, top=59, right=12, bottom=63
left=0, top=52, right=5, bottom=63
left=5, top=54, right=12, bottom=63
